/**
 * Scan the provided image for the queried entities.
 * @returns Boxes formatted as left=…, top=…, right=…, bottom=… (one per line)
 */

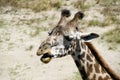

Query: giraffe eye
left=51, top=42, right=58, bottom=47
left=64, top=36, right=73, bottom=41
left=44, top=47, right=47, bottom=49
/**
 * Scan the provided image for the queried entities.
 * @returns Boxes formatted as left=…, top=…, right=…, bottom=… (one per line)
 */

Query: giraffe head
left=36, top=10, right=99, bottom=64
left=37, top=9, right=71, bottom=63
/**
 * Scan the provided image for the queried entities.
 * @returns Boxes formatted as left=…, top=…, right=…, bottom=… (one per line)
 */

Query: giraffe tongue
left=40, top=53, right=52, bottom=64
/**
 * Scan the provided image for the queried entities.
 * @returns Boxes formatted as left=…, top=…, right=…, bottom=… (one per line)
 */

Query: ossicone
left=75, top=11, right=84, bottom=19
left=61, top=9, right=71, bottom=17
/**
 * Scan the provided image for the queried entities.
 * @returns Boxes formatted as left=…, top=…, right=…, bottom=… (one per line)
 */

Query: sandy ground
left=0, top=5, right=120, bottom=80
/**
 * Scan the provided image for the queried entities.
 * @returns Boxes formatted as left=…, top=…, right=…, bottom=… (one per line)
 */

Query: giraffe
left=48, top=9, right=71, bottom=35
left=37, top=9, right=71, bottom=63
left=36, top=10, right=120, bottom=80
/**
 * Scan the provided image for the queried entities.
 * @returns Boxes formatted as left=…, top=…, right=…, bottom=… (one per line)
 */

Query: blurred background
left=0, top=0, right=120, bottom=80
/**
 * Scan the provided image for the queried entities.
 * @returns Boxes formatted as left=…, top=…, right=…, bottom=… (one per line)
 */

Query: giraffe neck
left=86, top=42, right=120, bottom=80
left=71, top=40, right=112, bottom=80
left=58, top=16, right=67, bottom=26
left=71, top=17, right=79, bottom=24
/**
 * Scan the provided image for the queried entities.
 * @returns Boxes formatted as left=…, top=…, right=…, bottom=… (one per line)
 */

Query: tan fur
left=85, top=42, right=120, bottom=80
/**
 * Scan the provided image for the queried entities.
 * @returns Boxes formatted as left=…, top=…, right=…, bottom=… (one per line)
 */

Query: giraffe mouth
left=40, top=53, right=54, bottom=64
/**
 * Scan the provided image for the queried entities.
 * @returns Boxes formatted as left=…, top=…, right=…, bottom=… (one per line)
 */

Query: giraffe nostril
left=36, top=52, right=41, bottom=56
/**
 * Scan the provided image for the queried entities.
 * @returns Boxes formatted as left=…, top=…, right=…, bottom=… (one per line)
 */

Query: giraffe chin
left=40, top=53, right=52, bottom=64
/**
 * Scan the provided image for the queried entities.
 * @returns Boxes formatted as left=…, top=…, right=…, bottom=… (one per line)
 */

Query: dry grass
left=99, top=0, right=120, bottom=6
left=101, top=27, right=120, bottom=44
left=87, top=14, right=119, bottom=27
left=87, top=20, right=100, bottom=26
left=73, top=0, right=94, bottom=10
left=87, top=19, right=110, bottom=27
left=101, top=0, right=120, bottom=26
left=0, top=20, right=5, bottom=28
left=101, top=27, right=120, bottom=50
left=0, top=0, right=62, bottom=12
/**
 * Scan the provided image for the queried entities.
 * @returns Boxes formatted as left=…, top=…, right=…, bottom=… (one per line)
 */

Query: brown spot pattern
left=86, top=54, right=93, bottom=62
left=87, top=62, right=93, bottom=76
left=93, top=74, right=96, bottom=80
left=87, top=48, right=94, bottom=58
left=81, top=42, right=86, bottom=49
left=98, top=76, right=103, bottom=80
left=104, top=75, right=111, bottom=80
left=94, top=62, right=100, bottom=73
left=101, top=68, right=106, bottom=74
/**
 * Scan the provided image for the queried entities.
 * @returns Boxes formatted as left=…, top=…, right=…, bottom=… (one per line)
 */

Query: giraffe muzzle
left=36, top=49, right=54, bottom=63
left=40, top=53, right=54, bottom=64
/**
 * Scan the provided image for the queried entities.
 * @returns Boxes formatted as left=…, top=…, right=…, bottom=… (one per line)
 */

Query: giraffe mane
left=85, top=42, right=120, bottom=80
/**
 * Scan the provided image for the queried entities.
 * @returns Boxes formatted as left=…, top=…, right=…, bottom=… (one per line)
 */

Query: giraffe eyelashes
left=51, top=42, right=59, bottom=47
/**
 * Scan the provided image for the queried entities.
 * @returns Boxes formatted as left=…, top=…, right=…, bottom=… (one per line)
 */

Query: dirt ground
left=0, top=5, right=120, bottom=80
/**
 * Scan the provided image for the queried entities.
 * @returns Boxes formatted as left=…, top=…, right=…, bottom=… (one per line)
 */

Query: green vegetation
left=102, top=7, right=120, bottom=25
left=23, top=25, right=48, bottom=37
left=107, top=15, right=120, bottom=25
left=73, top=0, right=95, bottom=10
left=101, top=27, right=120, bottom=50
left=8, top=64, right=31, bottom=80
left=87, top=15, right=119, bottom=27
left=72, top=72, right=82, bottom=80
left=87, top=19, right=108, bottom=27
left=99, top=0, right=120, bottom=6
left=101, top=27, right=120, bottom=43
left=73, top=0, right=84, bottom=10
left=29, top=26, right=47, bottom=37
left=8, top=42, right=15, bottom=50
left=88, top=20, right=100, bottom=26
left=0, top=0, right=62, bottom=12
left=8, top=66, right=20, bottom=80
left=101, top=0, right=120, bottom=26
left=26, top=45, right=33, bottom=51
left=0, top=20, right=5, bottom=28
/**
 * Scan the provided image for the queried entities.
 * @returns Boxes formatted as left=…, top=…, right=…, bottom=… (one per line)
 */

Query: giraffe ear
left=81, top=33, right=99, bottom=41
